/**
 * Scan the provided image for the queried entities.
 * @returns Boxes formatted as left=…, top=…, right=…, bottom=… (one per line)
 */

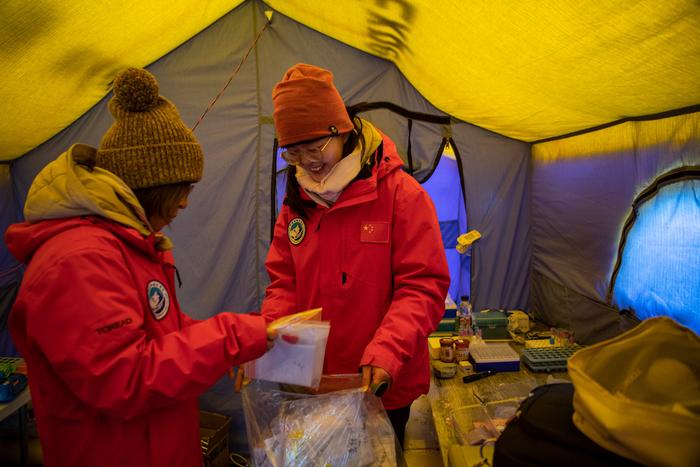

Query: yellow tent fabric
left=533, top=111, right=700, bottom=163
left=268, top=0, right=700, bottom=140
left=0, top=0, right=243, bottom=161
left=1, top=0, right=699, bottom=161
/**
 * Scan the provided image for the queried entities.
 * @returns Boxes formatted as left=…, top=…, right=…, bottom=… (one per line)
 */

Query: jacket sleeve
left=20, top=247, right=268, bottom=420
left=179, top=312, right=200, bottom=328
left=261, top=208, right=298, bottom=323
left=360, top=178, right=450, bottom=380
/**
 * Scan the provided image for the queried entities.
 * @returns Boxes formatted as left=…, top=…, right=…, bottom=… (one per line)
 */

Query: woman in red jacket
left=5, top=68, right=276, bottom=467
left=263, top=63, right=450, bottom=443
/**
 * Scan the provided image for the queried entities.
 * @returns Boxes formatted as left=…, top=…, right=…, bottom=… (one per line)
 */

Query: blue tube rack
left=521, top=345, right=585, bottom=372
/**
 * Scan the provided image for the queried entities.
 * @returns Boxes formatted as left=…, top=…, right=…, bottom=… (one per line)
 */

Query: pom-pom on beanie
left=97, top=68, right=204, bottom=189
left=272, top=63, right=353, bottom=147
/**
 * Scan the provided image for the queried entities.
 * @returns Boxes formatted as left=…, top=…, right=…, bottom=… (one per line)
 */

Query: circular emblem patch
left=147, top=280, right=170, bottom=320
left=287, top=217, right=306, bottom=245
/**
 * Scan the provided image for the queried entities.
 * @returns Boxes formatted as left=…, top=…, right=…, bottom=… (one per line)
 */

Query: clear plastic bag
left=242, top=378, right=400, bottom=466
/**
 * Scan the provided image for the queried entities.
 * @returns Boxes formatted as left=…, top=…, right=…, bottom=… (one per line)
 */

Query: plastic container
left=246, top=321, right=330, bottom=388
left=432, top=360, right=457, bottom=379
left=473, top=310, right=509, bottom=340
left=469, top=343, right=520, bottom=372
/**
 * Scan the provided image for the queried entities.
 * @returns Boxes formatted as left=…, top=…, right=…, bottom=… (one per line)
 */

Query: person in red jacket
left=5, top=68, right=276, bottom=467
left=263, top=63, right=451, bottom=443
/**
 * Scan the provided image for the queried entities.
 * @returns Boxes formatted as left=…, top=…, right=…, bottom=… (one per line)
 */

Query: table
left=0, top=379, right=31, bottom=467
left=426, top=341, right=570, bottom=466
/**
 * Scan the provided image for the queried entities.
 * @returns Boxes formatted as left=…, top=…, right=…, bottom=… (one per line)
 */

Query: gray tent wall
left=530, top=112, right=700, bottom=344
left=4, top=0, right=530, bottom=451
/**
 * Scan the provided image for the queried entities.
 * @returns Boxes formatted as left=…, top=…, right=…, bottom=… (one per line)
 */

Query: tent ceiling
left=1, top=0, right=699, bottom=161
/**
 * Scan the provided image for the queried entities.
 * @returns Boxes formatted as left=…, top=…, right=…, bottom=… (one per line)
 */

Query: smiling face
left=282, top=135, right=346, bottom=182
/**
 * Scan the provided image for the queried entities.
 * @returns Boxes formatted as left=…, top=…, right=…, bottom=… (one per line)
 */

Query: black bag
left=493, top=383, right=642, bottom=467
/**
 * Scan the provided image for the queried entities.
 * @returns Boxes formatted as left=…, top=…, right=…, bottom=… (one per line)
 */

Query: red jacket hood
left=375, top=133, right=406, bottom=180
left=5, top=216, right=160, bottom=264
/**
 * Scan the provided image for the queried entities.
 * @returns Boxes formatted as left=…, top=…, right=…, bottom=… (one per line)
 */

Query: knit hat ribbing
left=97, top=68, right=203, bottom=189
left=272, top=63, right=353, bottom=147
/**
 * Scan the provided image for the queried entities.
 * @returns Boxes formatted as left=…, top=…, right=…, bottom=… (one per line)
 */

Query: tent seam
left=533, top=104, right=700, bottom=145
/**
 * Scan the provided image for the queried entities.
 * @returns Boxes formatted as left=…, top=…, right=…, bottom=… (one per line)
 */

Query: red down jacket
left=262, top=132, right=450, bottom=409
left=6, top=217, right=267, bottom=467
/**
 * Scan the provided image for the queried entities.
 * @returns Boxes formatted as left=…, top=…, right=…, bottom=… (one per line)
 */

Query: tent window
left=612, top=178, right=700, bottom=333
left=420, top=149, right=469, bottom=303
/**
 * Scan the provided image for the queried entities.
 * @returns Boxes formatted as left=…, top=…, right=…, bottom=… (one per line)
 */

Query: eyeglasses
left=281, top=136, right=333, bottom=165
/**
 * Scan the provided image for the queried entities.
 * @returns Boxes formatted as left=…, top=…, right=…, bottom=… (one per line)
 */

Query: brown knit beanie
left=272, top=63, right=353, bottom=147
left=97, top=68, right=203, bottom=189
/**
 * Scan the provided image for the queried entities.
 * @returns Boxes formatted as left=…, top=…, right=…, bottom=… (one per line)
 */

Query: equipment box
left=474, top=310, right=509, bottom=340
left=200, top=410, right=231, bottom=467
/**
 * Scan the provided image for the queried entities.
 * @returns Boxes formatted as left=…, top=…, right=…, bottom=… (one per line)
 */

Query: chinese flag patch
left=360, top=221, right=389, bottom=243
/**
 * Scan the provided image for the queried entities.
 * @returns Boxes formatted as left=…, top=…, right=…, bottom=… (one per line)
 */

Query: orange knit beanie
left=272, top=63, right=353, bottom=147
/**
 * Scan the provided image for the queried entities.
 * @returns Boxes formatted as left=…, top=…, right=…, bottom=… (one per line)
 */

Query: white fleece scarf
left=295, top=146, right=362, bottom=207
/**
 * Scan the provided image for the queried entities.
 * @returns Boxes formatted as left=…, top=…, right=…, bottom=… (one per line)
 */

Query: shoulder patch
left=147, top=280, right=170, bottom=320
left=287, top=217, right=306, bottom=245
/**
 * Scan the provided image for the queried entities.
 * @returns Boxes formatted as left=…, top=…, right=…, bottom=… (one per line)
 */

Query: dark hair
left=283, top=117, right=366, bottom=219
left=133, top=182, right=192, bottom=221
